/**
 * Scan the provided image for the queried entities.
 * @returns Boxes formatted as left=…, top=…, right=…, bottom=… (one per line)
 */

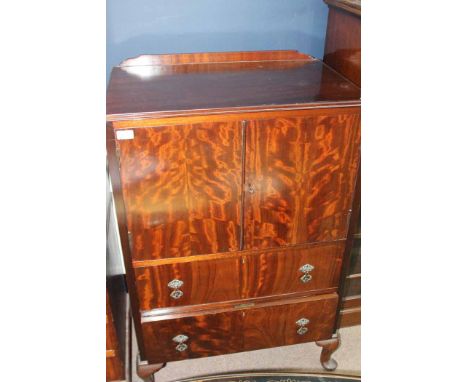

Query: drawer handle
left=296, top=317, right=310, bottom=335
left=299, top=263, right=314, bottom=283
left=173, top=334, right=189, bottom=352
left=168, top=279, right=184, bottom=300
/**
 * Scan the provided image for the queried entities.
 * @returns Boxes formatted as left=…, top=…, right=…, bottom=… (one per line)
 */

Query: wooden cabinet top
left=106, top=50, right=360, bottom=121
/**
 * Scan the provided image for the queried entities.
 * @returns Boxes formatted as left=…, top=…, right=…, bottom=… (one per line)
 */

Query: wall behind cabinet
left=107, top=0, right=329, bottom=82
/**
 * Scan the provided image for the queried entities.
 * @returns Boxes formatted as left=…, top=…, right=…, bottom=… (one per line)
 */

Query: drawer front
left=134, top=256, right=243, bottom=310
left=243, top=242, right=344, bottom=298
left=135, top=242, right=343, bottom=310
left=242, top=293, right=338, bottom=352
left=142, top=293, right=338, bottom=364
left=142, top=310, right=243, bottom=364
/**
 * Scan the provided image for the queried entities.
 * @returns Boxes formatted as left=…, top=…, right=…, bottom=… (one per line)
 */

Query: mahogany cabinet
left=106, top=50, right=361, bottom=381
left=323, top=0, right=361, bottom=327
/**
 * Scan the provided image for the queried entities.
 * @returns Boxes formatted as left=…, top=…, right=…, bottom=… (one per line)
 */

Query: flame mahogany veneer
left=107, top=50, right=360, bottom=379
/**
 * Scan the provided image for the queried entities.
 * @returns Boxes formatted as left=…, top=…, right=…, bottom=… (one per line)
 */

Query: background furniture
left=106, top=288, right=126, bottom=381
left=107, top=173, right=132, bottom=381
left=107, top=50, right=361, bottom=381
left=323, top=0, right=361, bottom=327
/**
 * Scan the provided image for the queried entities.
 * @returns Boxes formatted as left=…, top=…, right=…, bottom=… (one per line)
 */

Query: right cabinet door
left=244, top=110, right=360, bottom=250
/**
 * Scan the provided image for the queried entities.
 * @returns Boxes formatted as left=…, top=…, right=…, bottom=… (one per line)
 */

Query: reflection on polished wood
left=106, top=50, right=361, bottom=374
left=142, top=293, right=338, bottom=364
left=324, top=1, right=361, bottom=86
left=107, top=50, right=360, bottom=119
left=244, top=113, right=360, bottom=249
left=118, top=121, right=242, bottom=260
left=134, top=241, right=345, bottom=310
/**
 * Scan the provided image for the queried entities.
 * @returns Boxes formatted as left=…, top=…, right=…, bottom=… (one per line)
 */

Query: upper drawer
left=141, top=293, right=338, bottom=364
left=134, top=241, right=344, bottom=310
left=135, top=255, right=243, bottom=310
left=243, top=241, right=344, bottom=299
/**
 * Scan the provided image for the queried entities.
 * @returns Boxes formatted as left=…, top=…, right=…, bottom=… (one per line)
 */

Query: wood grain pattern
left=142, top=293, right=338, bottom=364
left=119, top=50, right=313, bottom=67
left=106, top=357, right=124, bottom=382
left=242, top=294, right=337, bottom=352
left=135, top=256, right=244, bottom=310
left=107, top=52, right=360, bottom=119
left=141, top=290, right=339, bottom=322
left=118, top=121, right=242, bottom=260
left=106, top=291, right=124, bottom=381
left=323, top=4, right=361, bottom=86
left=242, top=242, right=344, bottom=299
left=106, top=51, right=362, bottom=365
left=134, top=241, right=344, bottom=310
left=244, top=112, right=360, bottom=249
left=107, top=123, right=147, bottom=358
left=143, top=309, right=243, bottom=364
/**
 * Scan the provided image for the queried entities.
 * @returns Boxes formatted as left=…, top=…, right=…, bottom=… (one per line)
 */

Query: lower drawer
left=141, top=293, right=338, bottom=364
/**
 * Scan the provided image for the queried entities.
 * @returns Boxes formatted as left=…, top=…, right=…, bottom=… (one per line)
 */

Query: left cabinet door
left=116, top=121, right=243, bottom=260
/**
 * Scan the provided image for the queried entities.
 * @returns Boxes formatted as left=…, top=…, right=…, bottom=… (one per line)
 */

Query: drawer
left=243, top=241, right=344, bottom=299
left=134, top=256, right=244, bottom=310
left=134, top=242, right=344, bottom=310
left=141, top=293, right=338, bottom=364
left=142, top=309, right=243, bottom=364
left=242, top=293, right=337, bottom=352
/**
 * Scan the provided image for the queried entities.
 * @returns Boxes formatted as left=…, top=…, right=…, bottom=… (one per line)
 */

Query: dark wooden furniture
left=107, top=50, right=361, bottom=381
left=107, top=178, right=132, bottom=381
left=323, top=0, right=361, bottom=328
left=106, top=287, right=127, bottom=381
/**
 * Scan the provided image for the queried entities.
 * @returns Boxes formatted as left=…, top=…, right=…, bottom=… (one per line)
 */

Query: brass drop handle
left=299, top=263, right=314, bottom=283
left=168, top=279, right=184, bottom=299
left=247, top=183, right=255, bottom=194
left=172, top=334, right=189, bottom=352
left=296, top=317, right=310, bottom=335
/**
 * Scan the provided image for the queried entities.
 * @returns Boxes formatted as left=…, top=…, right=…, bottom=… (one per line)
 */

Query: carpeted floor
left=132, top=325, right=360, bottom=381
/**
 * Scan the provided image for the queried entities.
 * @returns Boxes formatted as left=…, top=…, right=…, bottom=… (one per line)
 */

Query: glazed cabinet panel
left=117, top=121, right=243, bottom=260
left=244, top=113, right=361, bottom=250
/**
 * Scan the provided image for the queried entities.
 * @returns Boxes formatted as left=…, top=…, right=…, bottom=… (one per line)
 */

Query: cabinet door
left=244, top=112, right=360, bottom=249
left=117, top=121, right=243, bottom=260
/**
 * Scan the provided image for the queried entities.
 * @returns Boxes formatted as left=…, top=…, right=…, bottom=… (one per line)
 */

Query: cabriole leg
left=136, top=354, right=166, bottom=382
left=316, top=334, right=340, bottom=371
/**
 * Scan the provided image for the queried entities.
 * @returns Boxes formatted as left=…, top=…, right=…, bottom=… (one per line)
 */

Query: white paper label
left=115, top=129, right=134, bottom=140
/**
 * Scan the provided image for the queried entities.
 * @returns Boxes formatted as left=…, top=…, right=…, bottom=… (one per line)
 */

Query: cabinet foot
left=136, top=355, right=166, bottom=382
left=316, top=335, right=340, bottom=371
